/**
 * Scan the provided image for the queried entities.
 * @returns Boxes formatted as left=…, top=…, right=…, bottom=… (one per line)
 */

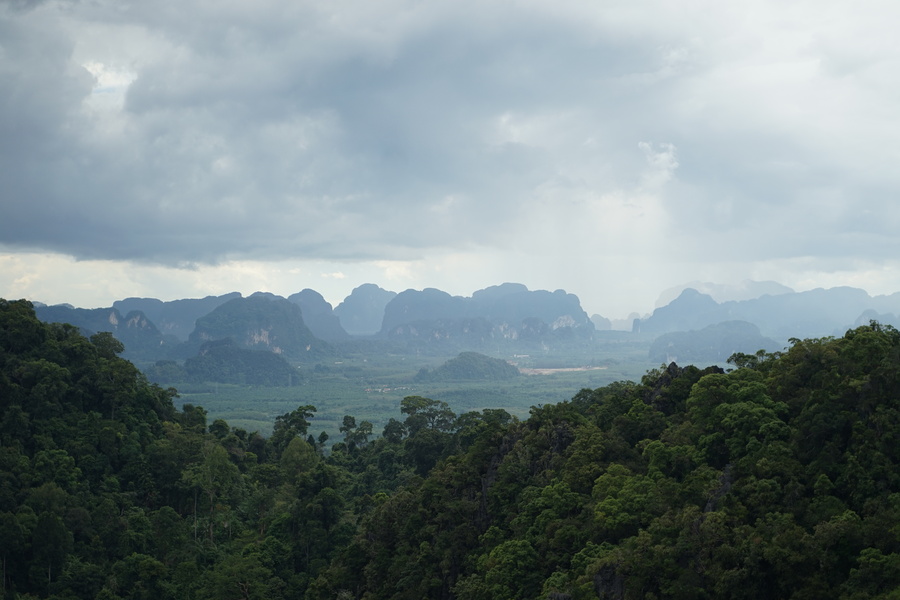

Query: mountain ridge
left=30, top=281, right=900, bottom=367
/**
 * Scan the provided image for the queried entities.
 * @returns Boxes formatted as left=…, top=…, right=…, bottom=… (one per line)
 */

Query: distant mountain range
left=653, top=279, right=795, bottom=306
left=28, top=281, right=900, bottom=371
left=635, top=286, right=900, bottom=340
left=31, top=282, right=597, bottom=366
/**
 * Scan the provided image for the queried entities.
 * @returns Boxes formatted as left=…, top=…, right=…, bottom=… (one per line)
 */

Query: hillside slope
left=311, top=323, right=900, bottom=599
left=7, top=295, right=900, bottom=599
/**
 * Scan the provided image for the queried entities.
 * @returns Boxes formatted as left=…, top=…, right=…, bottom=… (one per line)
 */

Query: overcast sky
left=2, top=0, right=900, bottom=318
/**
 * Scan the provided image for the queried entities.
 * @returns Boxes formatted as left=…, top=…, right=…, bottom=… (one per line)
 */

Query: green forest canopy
left=4, top=298, right=900, bottom=599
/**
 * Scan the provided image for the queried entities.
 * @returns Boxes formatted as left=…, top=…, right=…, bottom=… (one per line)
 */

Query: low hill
left=414, top=351, right=521, bottom=382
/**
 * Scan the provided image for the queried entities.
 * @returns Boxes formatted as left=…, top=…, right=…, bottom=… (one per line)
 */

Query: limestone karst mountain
left=333, top=283, right=397, bottom=335
left=113, top=292, right=241, bottom=341
left=34, top=303, right=170, bottom=362
left=32, top=281, right=900, bottom=368
left=379, top=283, right=594, bottom=351
left=287, top=289, right=350, bottom=342
left=188, top=295, right=331, bottom=361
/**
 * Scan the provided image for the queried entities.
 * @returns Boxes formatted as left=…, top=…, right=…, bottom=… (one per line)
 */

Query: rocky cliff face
left=378, top=283, right=595, bottom=351
left=114, top=292, right=241, bottom=341
left=34, top=304, right=171, bottom=362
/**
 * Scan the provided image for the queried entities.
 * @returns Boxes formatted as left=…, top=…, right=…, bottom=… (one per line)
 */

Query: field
left=167, top=337, right=660, bottom=442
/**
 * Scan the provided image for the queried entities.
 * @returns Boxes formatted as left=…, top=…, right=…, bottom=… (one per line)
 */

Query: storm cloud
left=3, top=0, right=900, bottom=315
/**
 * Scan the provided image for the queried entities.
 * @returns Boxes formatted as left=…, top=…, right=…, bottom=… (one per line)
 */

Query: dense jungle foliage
left=4, top=297, right=900, bottom=599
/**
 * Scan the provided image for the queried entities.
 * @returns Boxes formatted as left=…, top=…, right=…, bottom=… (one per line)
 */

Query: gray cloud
left=3, top=0, right=900, bottom=292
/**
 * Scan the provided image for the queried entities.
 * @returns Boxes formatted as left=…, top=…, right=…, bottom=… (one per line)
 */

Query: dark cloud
left=2, top=0, right=900, bottom=288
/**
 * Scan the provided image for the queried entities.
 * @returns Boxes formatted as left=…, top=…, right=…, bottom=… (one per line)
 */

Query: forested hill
left=0, top=299, right=514, bottom=599
left=312, top=324, right=900, bottom=599
left=414, top=351, right=521, bottom=382
left=6, top=296, right=900, bottom=599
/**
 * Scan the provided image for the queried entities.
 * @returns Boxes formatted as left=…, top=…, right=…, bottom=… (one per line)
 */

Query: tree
left=339, top=415, right=356, bottom=437
left=183, top=442, right=241, bottom=543
left=382, top=418, right=407, bottom=443
left=0, top=299, right=47, bottom=354
left=90, top=331, right=125, bottom=359
left=0, top=511, right=25, bottom=595
left=32, top=512, right=73, bottom=585
left=280, top=437, right=319, bottom=487
left=482, top=540, right=542, bottom=599
left=353, top=421, right=373, bottom=448
left=337, top=415, right=375, bottom=449
left=198, top=554, right=285, bottom=600
left=270, top=405, right=316, bottom=457
left=400, top=396, right=456, bottom=434
left=179, top=403, right=208, bottom=432
left=109, top=553, right=171, bottom=600
left=209, top=419, right=230, bottom=439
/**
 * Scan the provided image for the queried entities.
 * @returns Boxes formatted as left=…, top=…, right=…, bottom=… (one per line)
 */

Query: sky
left=3, top=0, right=900, bottom=319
